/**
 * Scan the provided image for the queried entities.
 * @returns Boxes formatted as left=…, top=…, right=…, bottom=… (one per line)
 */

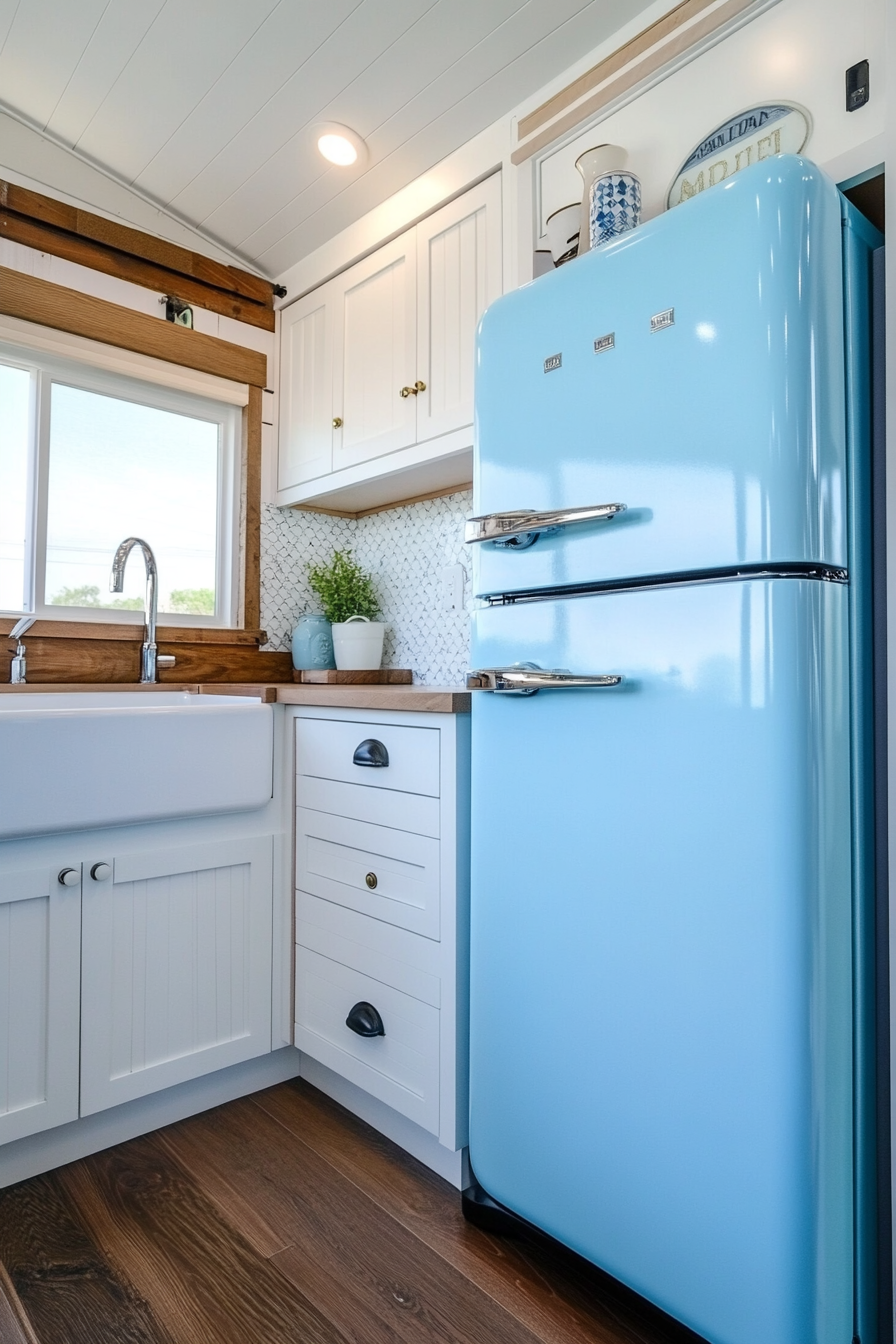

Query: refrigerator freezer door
left=468, top=578, right=853, bottom=1344
left=473, top=157, right=847, bottom=598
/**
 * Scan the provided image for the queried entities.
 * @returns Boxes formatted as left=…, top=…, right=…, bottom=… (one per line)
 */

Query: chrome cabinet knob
left=58, top=867, right=80, bottom=887
left=365, top=872, right=378, bottom=889
left=90, top=862, right=111, bottom=882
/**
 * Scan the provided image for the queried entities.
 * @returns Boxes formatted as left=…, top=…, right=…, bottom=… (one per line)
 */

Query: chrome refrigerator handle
left=467, top=666, right=623, bottom=695
left=464, top=502, right=626, bottom=548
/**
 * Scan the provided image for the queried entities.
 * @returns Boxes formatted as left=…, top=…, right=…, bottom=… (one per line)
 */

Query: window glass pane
left=0, top=363, right=31, bottom=612
left=45, top=383, right=220, bottom=615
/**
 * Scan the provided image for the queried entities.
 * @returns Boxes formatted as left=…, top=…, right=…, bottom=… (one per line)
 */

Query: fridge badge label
left=666, top=104, right=811, bottom=210
left=544, top=353, right=562, bottom=373
left=650, top=308, right=674, bottom=333
left=593, top=333, right=615, bottom=354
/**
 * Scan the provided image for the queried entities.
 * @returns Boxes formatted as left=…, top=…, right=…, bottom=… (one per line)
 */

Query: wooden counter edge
left=204, top=684, right=473, bottom=712
left=0, top=682, right=201, bottom=693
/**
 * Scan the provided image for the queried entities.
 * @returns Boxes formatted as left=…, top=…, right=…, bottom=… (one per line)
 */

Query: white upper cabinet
left=277, top=173, right=502, bottom=511
left=416, top=178, right=501, bottom=446
left=333, top=232, right=418, bottom=470
left=279, top=284, right=335, bottom=490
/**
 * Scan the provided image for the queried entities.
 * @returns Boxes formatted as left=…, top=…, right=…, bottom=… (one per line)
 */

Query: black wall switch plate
left=846, top=59, right=869, bottom=111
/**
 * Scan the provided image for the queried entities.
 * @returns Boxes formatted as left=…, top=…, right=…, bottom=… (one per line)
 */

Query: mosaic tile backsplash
left=260, top=490, right=473, bottom=685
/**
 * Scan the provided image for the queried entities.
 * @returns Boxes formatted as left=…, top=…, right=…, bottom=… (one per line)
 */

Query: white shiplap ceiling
left=0, top=0, right=654, bottom=278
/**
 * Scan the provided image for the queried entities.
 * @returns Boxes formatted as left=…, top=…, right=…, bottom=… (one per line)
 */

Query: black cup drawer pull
left=353, top=738, right=389, bottom=767
left=345, top=1001, right=385, bottom=1037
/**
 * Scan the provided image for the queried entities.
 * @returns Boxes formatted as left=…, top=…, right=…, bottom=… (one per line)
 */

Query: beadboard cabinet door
left=0, top=865, right=80, bottom=1145
left=278, top=280, right=336, bottom=488
left=416, top=174, right=502, bottom=445
left=80, top=836, right=273, bottom=1116
left=332, top=230, right=418, bottom=471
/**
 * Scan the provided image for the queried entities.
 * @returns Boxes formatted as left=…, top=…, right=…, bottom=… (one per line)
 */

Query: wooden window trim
left=0, top=266, right=266, bottom=634
left=0, top=179, right=275, bottom=331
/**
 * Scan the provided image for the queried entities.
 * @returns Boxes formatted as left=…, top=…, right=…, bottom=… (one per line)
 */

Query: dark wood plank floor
left=0, top=1080, right=703, bottom=1344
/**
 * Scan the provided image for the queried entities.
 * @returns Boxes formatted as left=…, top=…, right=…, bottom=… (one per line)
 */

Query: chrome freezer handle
left=467, top=667, right=623, bottom=695
left=464, top=503, right=626, bottom=549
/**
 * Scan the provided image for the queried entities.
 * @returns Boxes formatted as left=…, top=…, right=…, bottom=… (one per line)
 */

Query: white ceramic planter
left=331, top=616, right=386, bottom=670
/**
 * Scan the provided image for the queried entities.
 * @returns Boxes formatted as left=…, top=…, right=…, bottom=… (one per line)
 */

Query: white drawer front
left=295, top=945, right=439, bottom=1134
left=297, top=807, right=440, bottom=938
left=296, top=775, right=439, bottom=838
left=296, top=889, right=441, bottom=980
left=297, top=718, right=440, bottom=797
left=296, top=903, right=440, bottom=1007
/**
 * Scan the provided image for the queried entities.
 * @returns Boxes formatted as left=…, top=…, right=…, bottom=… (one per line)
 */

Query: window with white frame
left=0, top=342, right=240, bottom=624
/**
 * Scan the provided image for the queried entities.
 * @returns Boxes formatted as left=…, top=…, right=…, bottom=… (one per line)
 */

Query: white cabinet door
left=415, top=174, right=502, bottom=445
left=332, top=230, right=418, bottom=470
left=0, top=865, right=80, bottom=1144
left=279, top=281, right=335, bottom=488
left=80, top=836, right=273, bottom=1115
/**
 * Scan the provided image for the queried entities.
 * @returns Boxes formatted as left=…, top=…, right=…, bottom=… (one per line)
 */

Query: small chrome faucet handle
left=8, top=616, right=35, bottom=684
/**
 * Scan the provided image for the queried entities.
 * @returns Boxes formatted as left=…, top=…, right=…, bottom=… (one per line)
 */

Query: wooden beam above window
left=0, top=180, right=276, bottom=332
left=0, top=266, right=267, bottom=387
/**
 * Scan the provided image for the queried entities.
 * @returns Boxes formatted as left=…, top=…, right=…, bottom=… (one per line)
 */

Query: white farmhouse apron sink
left=0, top=691, right=273, bottom=837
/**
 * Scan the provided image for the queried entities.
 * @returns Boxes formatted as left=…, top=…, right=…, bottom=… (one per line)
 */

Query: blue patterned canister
left=589, top=171, right=641, bottom=249
left=291, top=613, right=336, bottom=670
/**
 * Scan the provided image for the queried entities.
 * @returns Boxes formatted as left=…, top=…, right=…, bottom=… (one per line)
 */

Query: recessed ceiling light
left=316, top=124, right=367, bottom=167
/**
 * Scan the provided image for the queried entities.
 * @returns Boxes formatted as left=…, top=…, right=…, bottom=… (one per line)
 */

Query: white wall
left=535, top=0, right=884, bottom=234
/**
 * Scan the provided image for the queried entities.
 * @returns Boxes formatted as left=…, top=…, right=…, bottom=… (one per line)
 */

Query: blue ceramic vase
left=589, top=171, right=641, bottom=249
left=291, top=613, right=335, bottom=670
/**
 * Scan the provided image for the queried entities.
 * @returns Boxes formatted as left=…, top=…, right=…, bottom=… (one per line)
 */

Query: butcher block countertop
left=206, top=684, right=472, bottom=712
left=0, top=683, right=472, bottom=712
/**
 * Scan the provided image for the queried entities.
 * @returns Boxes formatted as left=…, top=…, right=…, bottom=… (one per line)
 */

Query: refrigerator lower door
left=469, top=578, right=855, bottom=1344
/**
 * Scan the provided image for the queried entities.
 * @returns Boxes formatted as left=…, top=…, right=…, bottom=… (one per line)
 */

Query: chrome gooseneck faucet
left=110, top=537, right=162, bottom=683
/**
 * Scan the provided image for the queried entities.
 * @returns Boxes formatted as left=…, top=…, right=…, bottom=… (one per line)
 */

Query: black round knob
left=345, top=1001, right=385, bottom=1037
left=353, top=738, right=389, bottom=768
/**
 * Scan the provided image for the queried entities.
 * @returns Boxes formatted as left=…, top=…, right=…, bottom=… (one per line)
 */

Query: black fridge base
left=461, top=1174, right=711, bottom=1343
left=461, top=1178, right=531, bottom=1236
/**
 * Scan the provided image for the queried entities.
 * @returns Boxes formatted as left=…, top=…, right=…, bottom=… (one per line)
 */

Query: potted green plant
left=306, top=550, right=385, bottom=670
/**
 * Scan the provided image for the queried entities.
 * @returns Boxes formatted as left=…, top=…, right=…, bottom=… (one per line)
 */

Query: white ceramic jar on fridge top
left=331, top=616, right=386, bottom=670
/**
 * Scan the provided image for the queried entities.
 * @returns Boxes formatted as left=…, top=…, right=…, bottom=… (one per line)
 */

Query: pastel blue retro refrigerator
left=464, top=156, right=882, bottom=1344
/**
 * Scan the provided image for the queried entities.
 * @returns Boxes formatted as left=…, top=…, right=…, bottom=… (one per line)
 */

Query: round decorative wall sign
left=666, top=104, right=811, bottom=210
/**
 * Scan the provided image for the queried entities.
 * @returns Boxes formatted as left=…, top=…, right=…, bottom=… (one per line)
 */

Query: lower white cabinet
left=0, top=865, right=81, bottom=1144
left=0, top=828, right=275, bottom=1143
left=294, top=706, right=470, bottom=1151
left=81, top=836, right=273, bottom=1115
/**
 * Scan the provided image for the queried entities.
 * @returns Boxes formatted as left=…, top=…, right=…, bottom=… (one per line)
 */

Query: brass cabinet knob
left=399, top=381, right=426, bottom=398
left=413, top=380, right=426, bottom=393
left=365, top=872, right=378, bottom=889
left=332, top=416, right=343, bottom=428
